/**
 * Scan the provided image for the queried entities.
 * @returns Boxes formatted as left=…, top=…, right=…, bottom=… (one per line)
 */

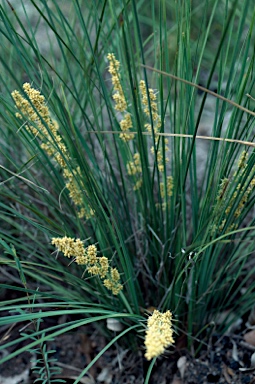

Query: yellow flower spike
left=167, top=176, right=174, bottom=197
left=119, top=132, right=135, bottom=141
left=112, top=92, right=127, bottom=112
left=133, top=179, right=143, bottom=190
left=98, top=257, right=109, bottom=278
left=238, top=150, right=248, bottom=170
left=52, top=236, right=123, bottom=295
left=111, top=283, right=123, bottom=296
left=139, top=79, right=170, bottom=177
left=12, top=84, right=66, bottom=158
left=75, top=256, right=87, bottom=265
left=216, top=152, right=255, bottom=233
left=87, top=265, right=101, bottom=276
left=144, top=310, right=174, bottom=361
left=86, top=244, right=98, bottom=264
left=103, top=278, right=123, bottom=296
left=133, top=153, right=141, bottom=165
left=107, top=53, right=120, bottom=74
left=107, top=53, right=134, bottom=142
left=107, top=53, right=127, bottom=112
left=120, top=113, right=132, bottom=132
left=126, top=152, right=142, bottom=190
left=145, top=123, right=152, bottom=133
left=51, top=236, right=85, bottom=259
left=127, top=152, right=142, bottom=176
left=139, top=80, right=160, bottom=122
left=110, top=267, right=120, bottom=282
left=102, top=267, right=123, bottom=295
left=12, top=83, right=93, bottom=219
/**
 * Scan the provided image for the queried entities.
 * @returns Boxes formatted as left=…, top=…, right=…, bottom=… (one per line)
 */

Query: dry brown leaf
left=80, top=333, right=97, bottom=378
left=222, top=363, right=232, bottom=383
left=244, top=330, right=255, bottom=346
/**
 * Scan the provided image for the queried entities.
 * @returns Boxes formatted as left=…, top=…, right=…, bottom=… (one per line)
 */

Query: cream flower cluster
left=12, top=83, right=92, bottom=219
left=144, top=310, right=174, bottom=360
left=156, top=175, right=174, bottom=211
left=107, top=53, right=134, bottom=142
left=12, top=83, right=69, bottom=166
left=160, top=176, right=174, bottom=199
left=51, top=236, right=123, bottom=295
left=139, top=80, right=169, bottom=173
left=107, top=54, right=173, bottom=197
left=215, top=150, right=255, bottom=232
left=126, top=153, right=143, bottom=191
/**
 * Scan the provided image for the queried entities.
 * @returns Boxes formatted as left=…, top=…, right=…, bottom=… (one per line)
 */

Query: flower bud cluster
left=52, top=236, right=122, bottom=295
left=144, top=310, right=174, bottom=360
left=107, top=53, right=134, bottom=142
left=215, top=151, right=255, bottom=233
left=12, top=83, right=92, bottom=219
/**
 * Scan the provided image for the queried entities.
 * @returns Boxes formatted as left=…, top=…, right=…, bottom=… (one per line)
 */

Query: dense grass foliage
left=1, top=0, right=255, bottom=381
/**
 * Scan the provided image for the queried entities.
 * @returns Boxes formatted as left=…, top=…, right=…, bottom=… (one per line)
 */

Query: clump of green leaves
left=1, top=0, right=255, bottom=381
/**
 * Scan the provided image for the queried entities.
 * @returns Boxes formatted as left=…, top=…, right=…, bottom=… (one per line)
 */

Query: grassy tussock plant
left=1, top=0, right=255, bottom=381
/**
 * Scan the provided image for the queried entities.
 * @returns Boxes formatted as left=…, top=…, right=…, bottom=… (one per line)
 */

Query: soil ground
left=1, top=311, right=255, bottom=384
